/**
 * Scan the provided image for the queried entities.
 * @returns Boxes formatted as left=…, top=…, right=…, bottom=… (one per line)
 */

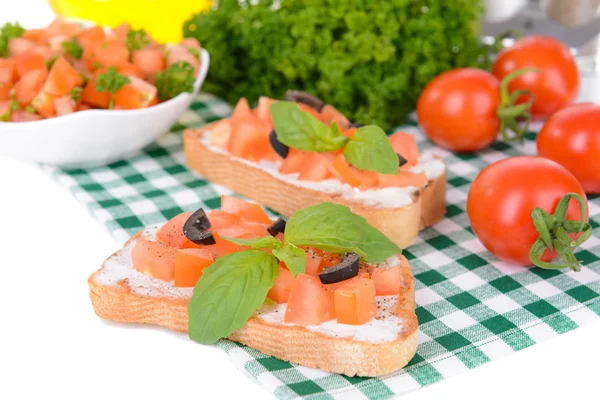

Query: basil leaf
left=272, top=243, right=306, bottom=277
left=188, top=250, right=279, bottom=344
left=284, top=202, right=401, bottom=263
left=344, top=125, right=399, bottom=174
left=270, top=102, right=348, bottom=152
left=221, top=235, right=282, bottom=250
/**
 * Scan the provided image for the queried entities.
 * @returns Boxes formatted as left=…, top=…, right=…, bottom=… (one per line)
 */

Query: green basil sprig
left=270, top=102, right=399, bottom=174
left=188, top=203, right=402, bottom=345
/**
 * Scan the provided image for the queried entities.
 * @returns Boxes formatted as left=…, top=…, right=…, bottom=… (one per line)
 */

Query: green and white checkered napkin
left=45, top=94, right=600, bottom=399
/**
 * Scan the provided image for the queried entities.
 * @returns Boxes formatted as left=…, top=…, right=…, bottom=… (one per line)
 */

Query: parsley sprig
left=62, top=38, right=84, bottom=60
left=0, top=22, right=25, bottom=57
left=95, top=67, right=130, bottom=109
left=125, top=29, right=150, bottom=53
left=155, top=61, right=195, bottom=101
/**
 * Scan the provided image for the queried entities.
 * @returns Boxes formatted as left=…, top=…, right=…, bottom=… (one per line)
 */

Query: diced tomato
left=221, top=195, right=272, bottom=225
left=131, top=236, right=177, bottom=281
left=53, top=95, right=77, bottom=116
left=8, top=38, right=36, bottom=57
left=22, top=29, right=48, bottom=45
left=208, top=210, right=240, bottom=230
left=231, top=97, right=252, bottom=120
left=279, top=149, right=311, bottom=175
left=334, top=278, right=376, bottom=325
left=42, top=56, right=84, bottom=97
left=305, top=249, right=323, bottom=277
left=226, top=115, right=273, bottom=161
left=0, top=100, right=10, bottom=119
left=320, top=253, right=341, bottom=269
left=77, top=26, right=106, bottom=50
left=166, top=44, right=200, bottom=74
left=109, top=23, right=131, bottom=43
left=330, top=154, right=361, bottom=187
left=46, top=19, right=82, bottom=38
left=341, top=127, right=357, bottom=139
left=85, top=40, right=129, bottom=70
left=267, top=264, right=295, bottom=303
left=10, top=110, right=42, bottom=122
left=32, top=92, right=56, bottom=118
left=174, top=248, right=214, bottom=287
left=14, top=50, right=47, bottom=79
left=298, top=153, right=332, bottom=181
left=117, top=62, right=144, bottom=79
left=181, top=38, right=201, bottom=50
left=207, top=232, right=243, bottom=258
left=377, top=170, right=427, bottom=188
left=132, top=48, right=165, bottom=81
left=284, top=274, right=335, bottom=325
left=389, top=131, right=419, bottom=165
left=82, top=70, right=110, bottom=108
left=322, top=271, right=370, bottom=295
left=255, top=96, right=277, bottom=126
left=157, top=212, right=200, bottom=249
left=238, top=219, right=269, bottom=238
left=0, top=81, right=12, bottom=101
left=32, top=45, right=61, bottom=62
left=0, top=59, right=16, bottom=101
left=371, top=265, right=402, bottom=295
left=321, top=104, right=350, bottom=130
left=113, top=75, right=157, bottom=109
left=297, top=103, right=322, bottom=120
left=15, top=69, right=48, bottom=105
left=76, top=103, right=91, bottom=112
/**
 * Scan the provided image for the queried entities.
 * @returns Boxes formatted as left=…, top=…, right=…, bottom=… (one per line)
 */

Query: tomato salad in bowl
left=0, top=19, right=210, bottom=168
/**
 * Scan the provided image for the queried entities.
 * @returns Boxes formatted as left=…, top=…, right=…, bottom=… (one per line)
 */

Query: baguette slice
left=89, top=228, right=419, bottom=377
left=184, top=122, right=447, bottom=249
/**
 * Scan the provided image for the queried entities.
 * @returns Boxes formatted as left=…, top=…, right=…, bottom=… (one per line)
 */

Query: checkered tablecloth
left=45, top=94, right=600, bottom=400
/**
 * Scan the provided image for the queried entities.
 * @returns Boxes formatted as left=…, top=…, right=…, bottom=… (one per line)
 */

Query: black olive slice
left=349, top=122, right=365, bottom=128
left=284, top=90, right=324, bottom=112
left=318, top=252, right=360, bottom=284
left=397, top=153, right=408, bottom=167
left=267, top=218, right=287, bottom=237
left=269, top=129, right=289, bottom=158
left=183, top=208, right=215, bottom=245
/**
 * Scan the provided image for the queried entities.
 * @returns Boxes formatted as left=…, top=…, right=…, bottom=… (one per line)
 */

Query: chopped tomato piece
left=32, top=92, right=56, bottom=118
left=231, top=97, right=252, bottom=120
left=226, top=115, right=274, bottom=161
left=389, top=131, right=419, bottom=165
left=132, top=48, right=165, bottom=81
left=46, top=19, right=83, bottom=38
left=8, top=38, right=36, bottom=57
left=22, top=29, right=48, bottom=44
left=77, top=26, right=106, bottom=50
left=157, top=212, right=200, bottom=249
left=0, top=100, right=10, bottom=119
left=255, top=96, right=277, bottom=126
left=181, top=38, right=201, bottom=50
left=321, top=104, right=350, bottom=130
left=0, top=59, right=16, bottom=101
left=330, top=154, right=361, bottom=187
left=76, top=103, right=92, bottom=112
left=341, top=127, right=357, bottom=139
left=117, top=62, right=144, bottom=79
left=166, top=44, right=200, bottom=75
left=284, top=274, right=335, bottom=325
left=85, top=40, right=129, bottom=70
left=221, top=195, right=272, bottom=225
left=238, top=219, right=269, bottom=238
left=15, top=69, right=48, bottom=106
left=10, top=110, right=42, bottom=122
left=305, top=250, right=324, bottom=276
left=322, top=271, right=370, bottom=295
left=297, top=103, right=322, bottom=119
left=131, top=236, right=177, bottom=281
left=14, top=50, right=47, bottom=79
left=207, top=232, right=243, bottom=258
left=320, top=253, right=341, bottom=269
left=377, top=170, right=427, bottom=188
left=174, top=248, right=214, bottom=287
left=109, top=23, right=131, bottom=43
left=114, top=76, right=157, bottom=109
left=334, top=278, right=376, bottom=325
left=279, top=149, right=311, bottom=175
left=53, top=95, right=77, bottom=116
left=31, top=45, right=61, bottom=62
left=82, top=70, right=110, bottom=108
left=371, top=265, right=402, bottom=295
left=298, top=153, right=332, bottom=181
left=267, top=264, right=295, bottom=303
left=42, top=56, right=84, bottom=97
left=208, top=210, right=240, bottom=230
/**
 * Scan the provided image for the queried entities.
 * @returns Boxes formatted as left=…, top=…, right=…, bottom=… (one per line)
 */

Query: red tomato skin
left=467, top=156, right=587, bottom=266
left=492, top=36, right=579, bottom=119
left=416, top=68, right=500, bottom=152
left=537, top=103, right=600, bottom=194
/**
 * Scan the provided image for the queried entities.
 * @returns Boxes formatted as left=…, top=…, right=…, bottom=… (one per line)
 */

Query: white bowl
left=0, top=49, right=210, bottom=169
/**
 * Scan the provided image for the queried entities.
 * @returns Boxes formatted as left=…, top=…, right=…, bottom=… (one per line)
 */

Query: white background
left=1, top=2, right=599, bottom=399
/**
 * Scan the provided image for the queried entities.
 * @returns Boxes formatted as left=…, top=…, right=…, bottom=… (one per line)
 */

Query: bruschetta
left=89, top=196, right=418, bottom=377
left=184, top=91, right=446, bottom=248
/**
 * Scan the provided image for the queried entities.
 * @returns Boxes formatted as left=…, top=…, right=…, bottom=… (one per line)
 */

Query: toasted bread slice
left=183, top=122, right=447, bottom=249
left=89, top=228, right=419, bottom=377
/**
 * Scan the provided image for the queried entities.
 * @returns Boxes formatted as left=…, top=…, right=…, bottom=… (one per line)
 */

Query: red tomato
left=416, top=68, right=501, bottom=152
left=492, top=36, right=579, bottom=118
left=537, top=103, right=600, bottom=194
left=467, top=156, right=587, bottom=266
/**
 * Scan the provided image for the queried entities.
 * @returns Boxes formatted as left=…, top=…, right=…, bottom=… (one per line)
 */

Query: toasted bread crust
left=88, top=236, right=419, bottom=377
left=183, top=123, right=446, bottom=248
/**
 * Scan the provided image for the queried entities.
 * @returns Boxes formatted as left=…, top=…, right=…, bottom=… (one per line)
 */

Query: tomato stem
left=496, top=68, right=539, bottom=142
left=529, top=193, right=592, bottom=272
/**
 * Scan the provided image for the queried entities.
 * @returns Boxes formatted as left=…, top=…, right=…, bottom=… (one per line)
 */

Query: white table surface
left=1, top=3, right=599, bottom=399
